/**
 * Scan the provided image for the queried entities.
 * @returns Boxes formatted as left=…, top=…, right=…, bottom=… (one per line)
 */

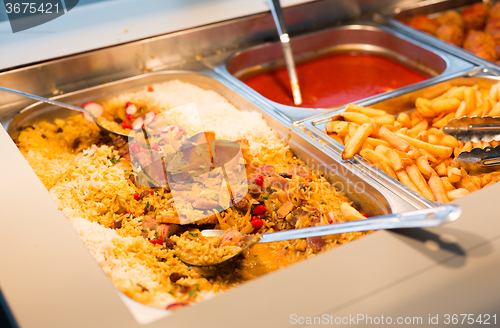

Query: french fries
left=428, top=174, right=450, bottom=203
left=407, top=164, right=435, bottom=201
left=379, top=126, right=411, bottom=152
left=325, top=82, right=500, bottom=203
left=341, top=123, right=373, bottom=160
left=394, top=133, right=453, bottom=159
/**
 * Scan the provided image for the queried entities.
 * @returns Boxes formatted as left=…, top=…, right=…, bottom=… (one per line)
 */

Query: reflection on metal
left=128, top=103, right=248, bottom=224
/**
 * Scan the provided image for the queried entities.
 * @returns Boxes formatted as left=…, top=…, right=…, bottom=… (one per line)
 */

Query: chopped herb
left=189, top=232, right=199, bottom=237
left=110, top=156, right=119, bottom=164
left=84, top=153, right=88, bottom=157
left=336, top=241, right=340, bottom=244
left=168, top=291, right=174, bottom=295
left=146, top=201, right=149, bottom=209
left=141, top=229, right=147, bottom=233
left=254, top=255, right=258, bottom=257
left=285, top=246, right=288, bottom=250
left=189, top=290, right=196, bottom=297
left=321, top=201, right=326, bottom=205
left=263, top=196, right=268, bottom=200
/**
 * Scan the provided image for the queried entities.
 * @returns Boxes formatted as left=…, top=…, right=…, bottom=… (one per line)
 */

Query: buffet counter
left=1, top=1, right=499, bottom=327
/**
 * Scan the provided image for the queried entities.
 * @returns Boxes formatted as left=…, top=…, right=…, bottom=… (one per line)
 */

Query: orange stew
left=242, top=54, right=429, bottom=108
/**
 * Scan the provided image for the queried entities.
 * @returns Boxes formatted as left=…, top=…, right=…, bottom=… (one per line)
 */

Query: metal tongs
left=444, top=116, right=500, bottom=174
left=268, top=0, right=302, bottom=105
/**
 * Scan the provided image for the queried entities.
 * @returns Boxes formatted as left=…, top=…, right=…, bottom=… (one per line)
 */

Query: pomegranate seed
left=252, top=205, right=266, bottom=215
left=254, top=174, right=264, bottom=187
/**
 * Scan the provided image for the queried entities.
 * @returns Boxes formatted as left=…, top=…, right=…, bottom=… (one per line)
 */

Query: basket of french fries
left=324, top=79, right=500, bottom=203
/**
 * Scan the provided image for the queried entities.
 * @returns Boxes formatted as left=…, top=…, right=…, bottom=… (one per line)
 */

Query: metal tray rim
left=301, top=68, right=500, bottom=210
left=215, top=21, right=476, bottom=123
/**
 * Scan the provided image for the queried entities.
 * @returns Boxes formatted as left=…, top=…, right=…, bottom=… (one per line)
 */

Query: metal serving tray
left=214, top=22, right=475, bottom=122
left=379, top=0, right=499, bottom=69
left=303, top=68, right=500, bottom=207
left=3, top=69, right=433, bottom=322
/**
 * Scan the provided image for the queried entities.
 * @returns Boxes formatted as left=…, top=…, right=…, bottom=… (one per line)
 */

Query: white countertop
left=0, top=0, right=311, bottom=70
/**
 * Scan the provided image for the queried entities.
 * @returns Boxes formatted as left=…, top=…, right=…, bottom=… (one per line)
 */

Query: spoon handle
left=0, top=86, right=91, bottom=117
left=268, top=0, right=302, bottom=105
left=258, top=205, right=461, bottom=244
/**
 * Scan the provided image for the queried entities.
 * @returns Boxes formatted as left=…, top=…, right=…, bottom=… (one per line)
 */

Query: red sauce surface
left=242, top=54, right=430, bottom=108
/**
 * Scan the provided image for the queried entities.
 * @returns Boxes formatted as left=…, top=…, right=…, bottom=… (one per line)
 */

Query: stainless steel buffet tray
left=302, top=68, right=500, bottom=206
left=3, top=69, right=438, bottom=321
left=379, top=0, right=499, bottom=69
left=214, top=22, right=475, bottom=122
left=5, top=69, right=405, bottom=216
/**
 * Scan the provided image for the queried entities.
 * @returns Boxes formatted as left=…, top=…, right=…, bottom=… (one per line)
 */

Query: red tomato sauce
left=242, top=54, right=430, bottom=108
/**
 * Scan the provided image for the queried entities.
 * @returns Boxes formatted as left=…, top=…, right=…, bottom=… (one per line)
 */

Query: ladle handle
left=258, top=205, right=461, bottom=243
left=268, top=0, right=302, bottom=105
left=0, top=86, right=93, bottom=120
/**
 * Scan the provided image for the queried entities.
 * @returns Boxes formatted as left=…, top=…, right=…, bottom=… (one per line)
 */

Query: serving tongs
left=444, top=116, right=500, bottom=174
left=268, top=0, right=303, bottom=105
left=451, top=145, right=500, bottom=175
left=443, top=116, right=500, bottom=143
left=181, top=204, right=461, bottom=266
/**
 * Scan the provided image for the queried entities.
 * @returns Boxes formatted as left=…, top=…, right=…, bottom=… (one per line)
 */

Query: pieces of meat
left=486, top=17, right=500, bottom=44
left=436, top=23, right=464, bottom=46
left=307, top=236, right=326, bottom=253
left=461, top=3, right=489, bottom=31
left=290, top=207, right=321, bottom=227
left=277, top=202, right=294, bottom=219
left=278, top=173, right=292, bottom=179
left=140, top=190, right=150, bottom=199
left=248, top=188, right=261, bottom=198
left=490, top=2, right=500, bottom=21
left=113, top=138, right=126, bottom=148
left=407, top=15, right=439, bottom=35
left=164, top=237, right=175, bottom=249
left=169, top=272, right=184, bottom=283
left=437, top=10, right=465, bottom=31
left=234, top=197, right=249, bottom=210
left=464, top=30, right=498, bottom=61
left=112, top=220, right=122, bottom=229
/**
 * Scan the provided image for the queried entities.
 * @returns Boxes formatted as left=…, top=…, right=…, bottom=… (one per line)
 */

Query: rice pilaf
left=15, top=80, right=369, bottom=310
